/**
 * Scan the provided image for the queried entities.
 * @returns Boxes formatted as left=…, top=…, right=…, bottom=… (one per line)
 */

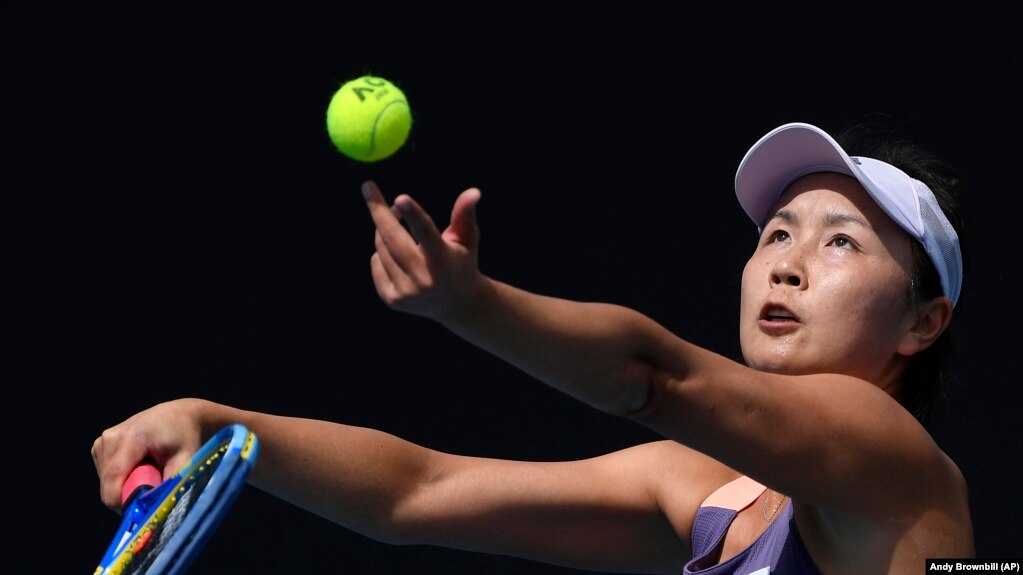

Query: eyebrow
left=823, top=210, right=871, bottom=229
left=766, top=208, right=872, bottom=229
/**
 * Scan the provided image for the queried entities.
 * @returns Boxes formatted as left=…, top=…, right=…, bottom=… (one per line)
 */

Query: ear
left=896, top=296, right=954, bottom=356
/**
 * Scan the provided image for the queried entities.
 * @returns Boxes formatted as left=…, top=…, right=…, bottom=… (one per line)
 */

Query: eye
left=765, top=229, right=791, bottom=244
left=829, top=235, right=857, bottom=250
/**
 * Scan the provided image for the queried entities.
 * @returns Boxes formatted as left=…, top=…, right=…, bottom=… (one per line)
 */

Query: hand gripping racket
left=94, top=424, right=260, bottom=575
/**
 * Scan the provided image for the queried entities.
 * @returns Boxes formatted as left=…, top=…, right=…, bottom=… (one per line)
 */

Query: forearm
left=191, top=399, right=434, bottom=541
left=439, top=277, right=673, bottom=414
left=363, top=183, right=671, bottom=415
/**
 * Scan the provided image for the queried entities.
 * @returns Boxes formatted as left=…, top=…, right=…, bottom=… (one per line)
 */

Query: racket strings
left=123, top=445, right=228, bottom=575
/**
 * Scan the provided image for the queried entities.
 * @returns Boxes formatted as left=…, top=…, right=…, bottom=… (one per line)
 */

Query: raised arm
left=363, top=180, right=670, bottom=415
left=363, top=180, right=970, bottom=528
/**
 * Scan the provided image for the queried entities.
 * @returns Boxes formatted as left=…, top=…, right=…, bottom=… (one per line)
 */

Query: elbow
left=357, top=480, right=444, bottom=547
left=348, top=507, right=423, bottom=546
left=616, top=368, right=655, bottom=418
left=619, top=358, right=683, bottom=420
left=622, top=364, right=700, bottom=430
left=590, top=355, right=656, bottom=417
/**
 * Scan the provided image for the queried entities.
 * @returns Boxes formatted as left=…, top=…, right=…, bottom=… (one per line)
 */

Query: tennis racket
left=93, top=423, right=260, bottom=575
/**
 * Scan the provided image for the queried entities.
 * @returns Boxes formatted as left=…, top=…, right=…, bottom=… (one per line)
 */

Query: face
left=738, top=172, right=919, bottom=389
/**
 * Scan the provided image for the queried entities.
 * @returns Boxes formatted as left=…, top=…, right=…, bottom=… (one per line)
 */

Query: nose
left=769, top=252, right=806, bottom=289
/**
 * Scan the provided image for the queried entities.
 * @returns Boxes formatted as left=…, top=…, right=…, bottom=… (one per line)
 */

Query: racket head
left=94, top=423, right=260, bottom=575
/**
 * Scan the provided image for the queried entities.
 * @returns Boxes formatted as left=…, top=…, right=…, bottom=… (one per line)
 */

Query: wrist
left=436, top=273, right=498, bottom=328
left=177, top=397, right=233, bottom=438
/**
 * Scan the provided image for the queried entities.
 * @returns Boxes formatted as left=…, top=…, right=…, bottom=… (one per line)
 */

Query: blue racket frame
left=95, top=423, right=260, bottom=575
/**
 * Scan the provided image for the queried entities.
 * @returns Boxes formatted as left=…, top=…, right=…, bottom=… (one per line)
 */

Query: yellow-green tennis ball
left=325, top=75, right=412, bottom=162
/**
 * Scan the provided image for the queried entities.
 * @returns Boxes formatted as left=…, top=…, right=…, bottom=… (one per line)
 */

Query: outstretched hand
left=362, top=180, right=485, bottom=322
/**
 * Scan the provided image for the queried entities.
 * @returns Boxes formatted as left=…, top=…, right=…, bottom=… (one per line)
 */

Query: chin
left=744, top=354, right=813, bottom=375
left=747, top=361, right=793, bottom=374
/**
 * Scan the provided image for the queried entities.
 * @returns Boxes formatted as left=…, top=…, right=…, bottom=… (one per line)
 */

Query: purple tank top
left=683, top=487, right=823, bottom=574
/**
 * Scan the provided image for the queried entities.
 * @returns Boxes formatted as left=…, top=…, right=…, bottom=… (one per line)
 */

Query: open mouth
left=761, top=304, right=799, bottom=323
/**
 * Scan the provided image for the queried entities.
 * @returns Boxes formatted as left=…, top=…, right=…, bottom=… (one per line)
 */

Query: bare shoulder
left=798, top=446, right=975, bottom=573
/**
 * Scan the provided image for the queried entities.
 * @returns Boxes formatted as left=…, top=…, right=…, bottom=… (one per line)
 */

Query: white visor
left=735, top=122, right=962, bottom=306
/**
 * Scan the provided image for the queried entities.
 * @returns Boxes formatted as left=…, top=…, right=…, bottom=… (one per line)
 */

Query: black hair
left=832, top=118, right=971, bottom=424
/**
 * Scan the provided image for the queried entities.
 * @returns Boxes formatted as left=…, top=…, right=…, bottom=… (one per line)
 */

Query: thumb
left=444, top=187, right=481, bottom=247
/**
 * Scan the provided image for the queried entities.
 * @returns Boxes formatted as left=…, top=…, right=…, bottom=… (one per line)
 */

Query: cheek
left=738, top=260, right=761, bottom=321
left=816, top=266, right=910, bottom=329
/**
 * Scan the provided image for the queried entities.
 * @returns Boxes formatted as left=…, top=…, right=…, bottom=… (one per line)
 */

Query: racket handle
left=121, top=462, right=162, bottom=506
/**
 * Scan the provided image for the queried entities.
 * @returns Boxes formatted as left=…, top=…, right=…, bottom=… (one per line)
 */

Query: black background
left=3, top=3, right=1020, bottom=573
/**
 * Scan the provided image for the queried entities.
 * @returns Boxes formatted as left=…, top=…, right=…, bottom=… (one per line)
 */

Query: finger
left=370, top=252, right=399, bottom=305
left=161, top=453, right=193, bottom=483
left=93, top=434, right=120, bottom=509
left=445, top=187, right=482, bottom=247
left=362, top=181, right=419, bottom=262
left=92, top=436, right=120, bottom=509
left=374, top=229, right=411, bottom=292
left=392, top=194, right=446, bottom=258
left=94, top=434, right=148, bottom=511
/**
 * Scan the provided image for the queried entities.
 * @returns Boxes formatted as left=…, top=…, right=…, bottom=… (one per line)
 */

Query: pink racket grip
left=121, top=463, right=163, bottom=506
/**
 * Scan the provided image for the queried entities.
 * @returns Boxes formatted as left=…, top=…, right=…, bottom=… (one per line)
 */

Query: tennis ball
left=325, top=75, right=412, bottom=162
